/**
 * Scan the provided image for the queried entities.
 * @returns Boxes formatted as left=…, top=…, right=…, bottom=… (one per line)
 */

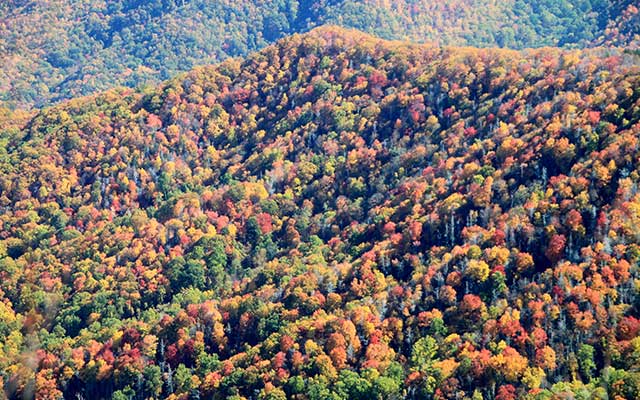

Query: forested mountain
left=1, top=0, right=639, bottom=109
left=0, top=27, right=639, bottom=399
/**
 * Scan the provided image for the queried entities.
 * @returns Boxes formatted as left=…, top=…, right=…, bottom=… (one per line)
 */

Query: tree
left=174, top=363, right=193, bottom=394
left=143, top=365, right=163, bottom=399
left=112, top=387, right=135, bottom=400
left=167, top=257, right=206, bottom=292
left=577, top=344, right=596, bottom=381
left=466, top=259, right=490, bottom=283
left=259, top=386, right=287, bottom=400
left=546, top=234, right=566, bottom=263
left=411, top=336, right=439, bottom=374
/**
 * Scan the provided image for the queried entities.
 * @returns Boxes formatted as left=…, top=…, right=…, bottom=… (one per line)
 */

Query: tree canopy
left=0, top=27, right=639, bottom=399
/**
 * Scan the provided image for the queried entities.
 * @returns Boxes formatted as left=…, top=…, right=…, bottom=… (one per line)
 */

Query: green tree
left=174, top=363, right=193, bottom=394
left=577, top=344, right=596, bottom=381
left=411, top=336, right=439, bottom=373
left=143, top=365, right=163, bottom=399
left=167, top=257, right=206, bottom=292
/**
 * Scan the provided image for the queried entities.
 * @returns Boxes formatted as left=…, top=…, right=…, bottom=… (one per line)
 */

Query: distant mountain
left=1, top=27, right=639, bottom=399
left=1, top=0, right=638, bottom=108
left=596, top=1, right=640, bottom=47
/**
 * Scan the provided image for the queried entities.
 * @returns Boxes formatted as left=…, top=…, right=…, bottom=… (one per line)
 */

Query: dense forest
left=1, top=0, right=639, bottom=108
left=0, top=27, right=639, bottom=399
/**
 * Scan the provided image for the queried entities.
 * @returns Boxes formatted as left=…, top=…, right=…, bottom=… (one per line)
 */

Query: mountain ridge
left=1, top=0, right=638, bottom=109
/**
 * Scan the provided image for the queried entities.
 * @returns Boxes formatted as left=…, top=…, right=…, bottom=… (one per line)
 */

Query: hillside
left=1, top=0, right=639, bottom=109
left=0, top=27, right=639, bottom=399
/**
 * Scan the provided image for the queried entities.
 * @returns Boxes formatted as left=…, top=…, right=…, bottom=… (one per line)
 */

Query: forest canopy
left=0, top=27, right=639, bottom=399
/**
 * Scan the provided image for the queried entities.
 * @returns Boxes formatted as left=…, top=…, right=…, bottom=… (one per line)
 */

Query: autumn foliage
left=0, top=26, right=639, bottom=399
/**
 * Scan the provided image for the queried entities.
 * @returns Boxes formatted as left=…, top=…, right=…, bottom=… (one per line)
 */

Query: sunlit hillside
left=0, top=27, right=639, bottom=399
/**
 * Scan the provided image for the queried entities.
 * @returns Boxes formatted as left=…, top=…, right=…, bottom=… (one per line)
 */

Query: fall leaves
left=0, top=27, right=639, bottom=399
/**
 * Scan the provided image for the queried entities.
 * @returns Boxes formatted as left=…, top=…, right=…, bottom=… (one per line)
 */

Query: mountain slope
left=0, top=27, right=639, bottom=399
left=1, top=0, right=638, bottom=109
